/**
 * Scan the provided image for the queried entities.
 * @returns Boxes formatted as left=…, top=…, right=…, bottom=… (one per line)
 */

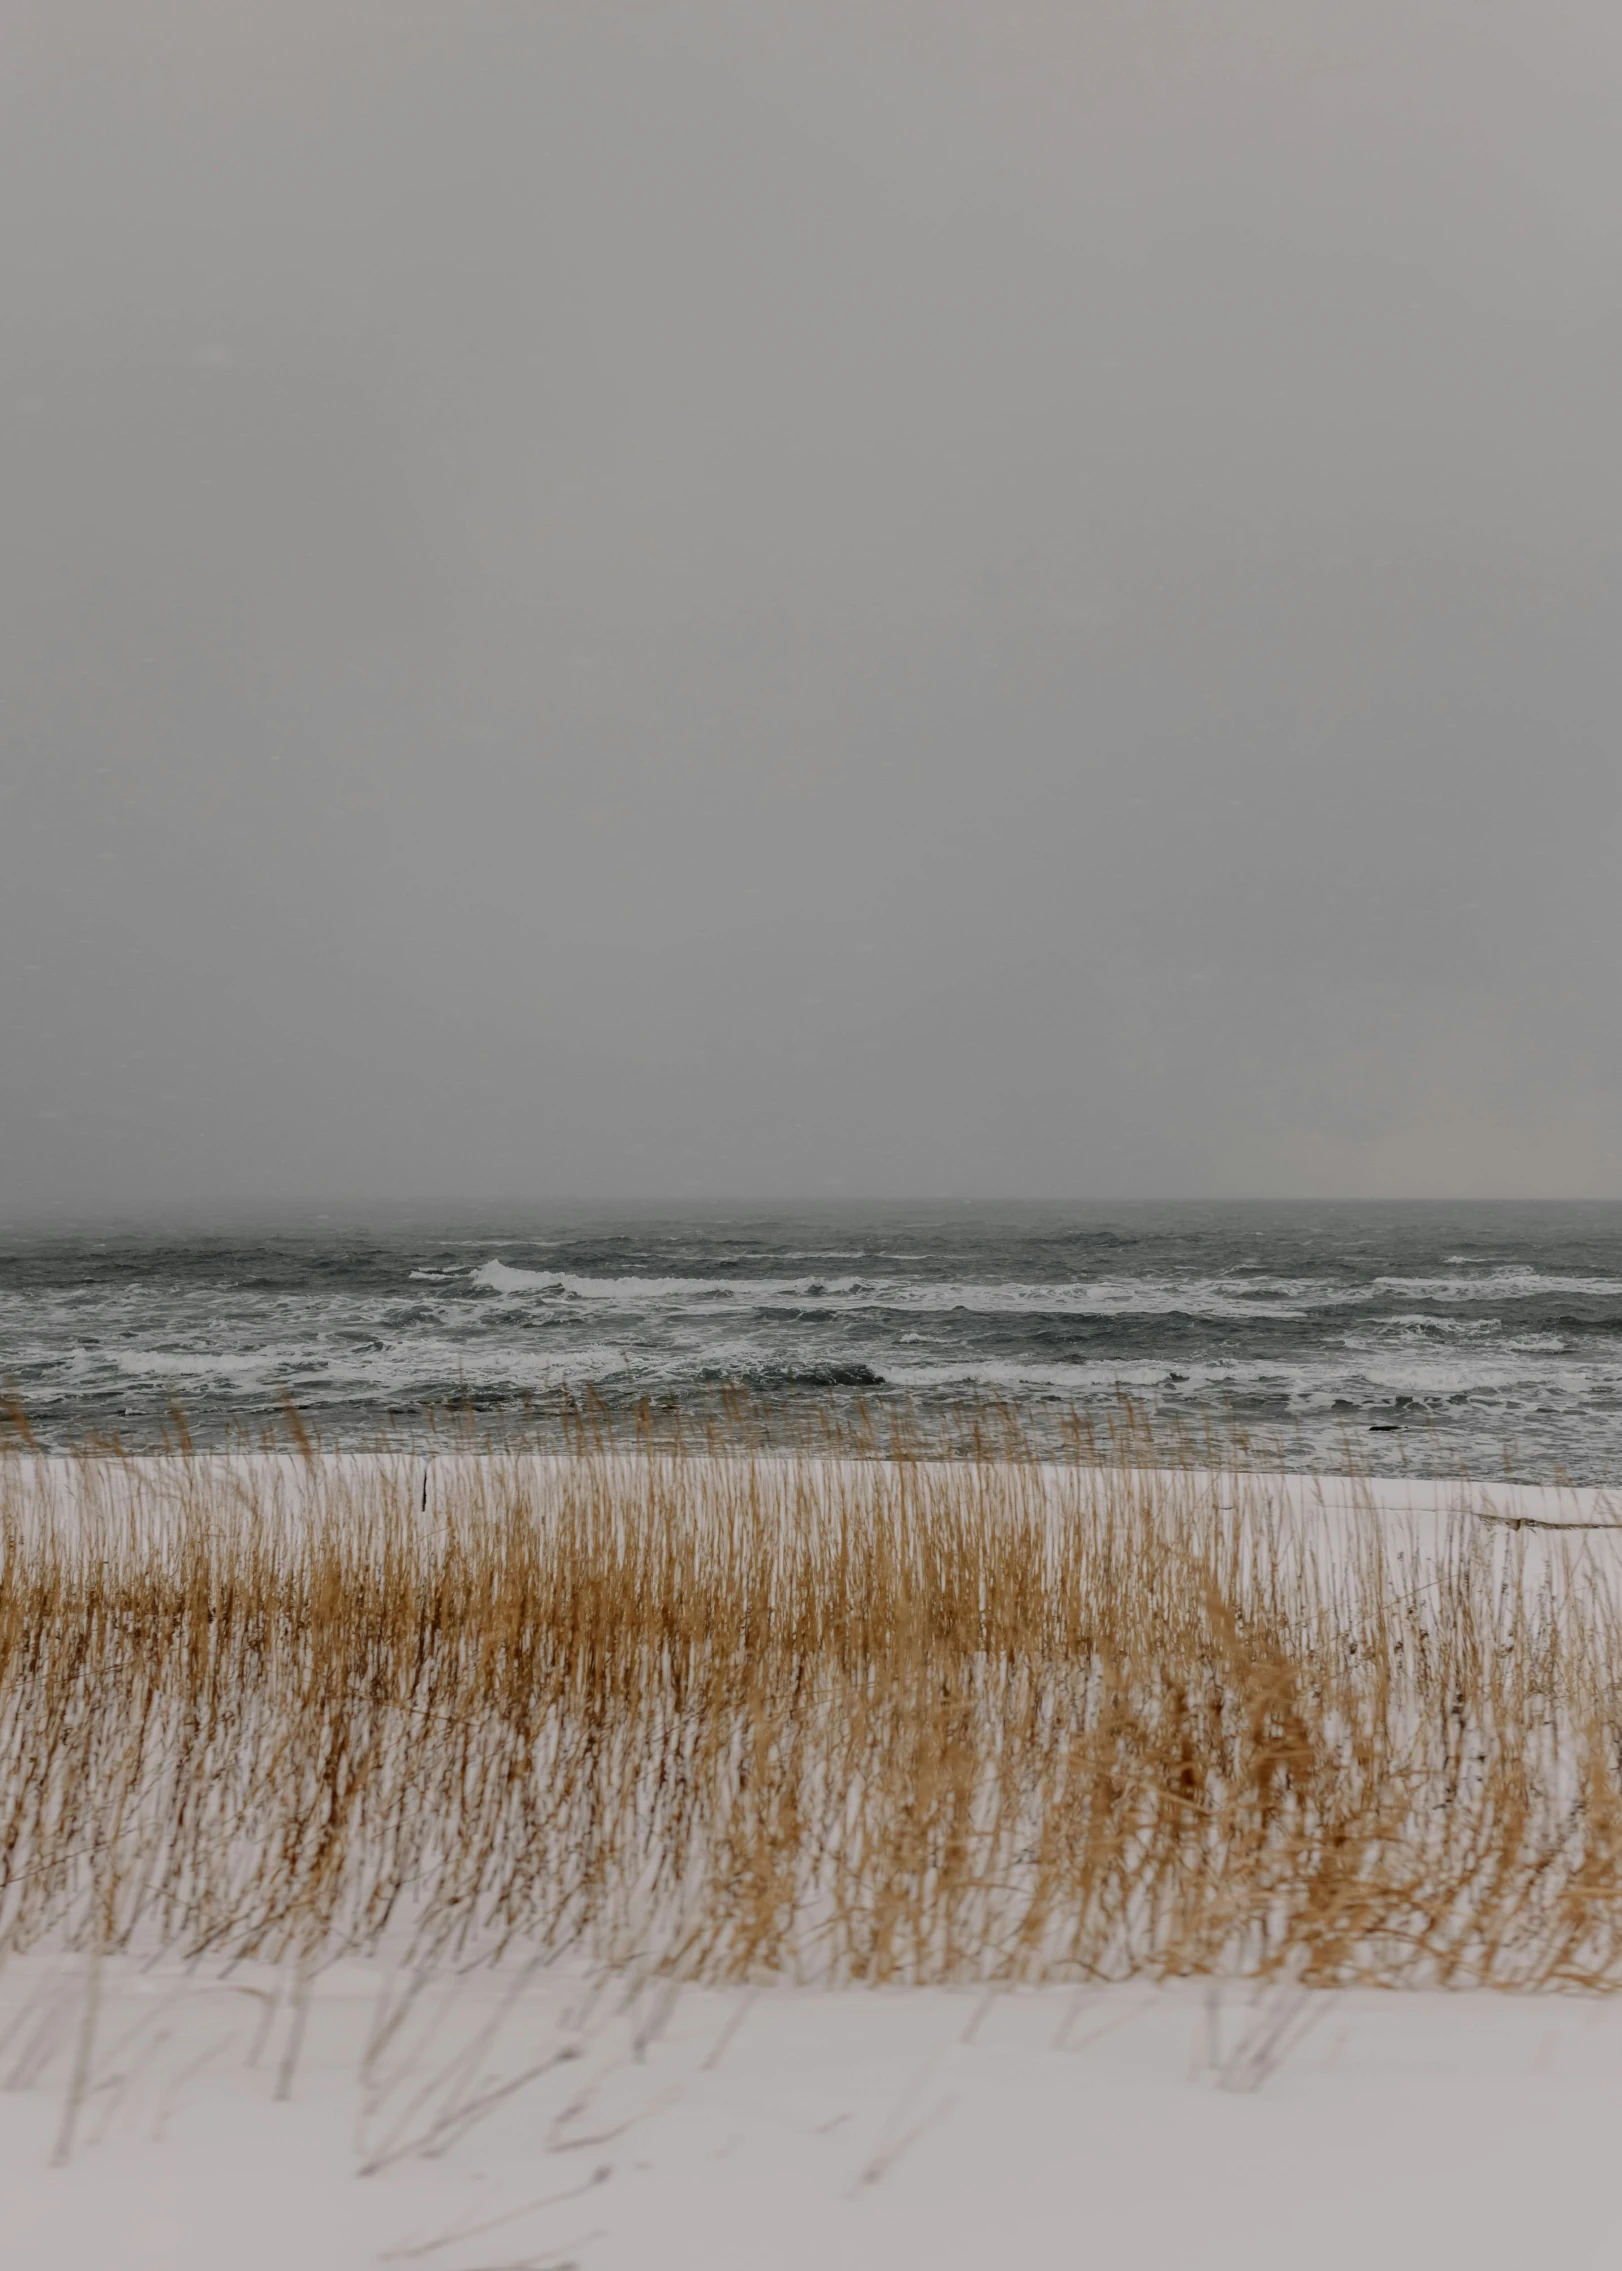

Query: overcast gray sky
left=3, top=0, right=1619, bottom=1212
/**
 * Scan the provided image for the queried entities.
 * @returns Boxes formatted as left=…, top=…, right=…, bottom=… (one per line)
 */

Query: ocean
left=2, top=1202, right=1621, bottom=1480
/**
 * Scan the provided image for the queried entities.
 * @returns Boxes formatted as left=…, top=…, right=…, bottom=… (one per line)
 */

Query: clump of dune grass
left=2, top=1425, right=1621, bottom=1988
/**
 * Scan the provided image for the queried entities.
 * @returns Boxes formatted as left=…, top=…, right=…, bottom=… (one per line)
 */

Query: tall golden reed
left=2, top=1427, right=1620, bottom=1988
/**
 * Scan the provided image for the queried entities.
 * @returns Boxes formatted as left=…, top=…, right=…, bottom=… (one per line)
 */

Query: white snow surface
left=6, top=1954, right=1622, bottom=2271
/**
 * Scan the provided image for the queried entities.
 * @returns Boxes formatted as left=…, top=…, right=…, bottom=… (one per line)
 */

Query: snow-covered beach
left=4, top=1452, right=1622, bottom=2265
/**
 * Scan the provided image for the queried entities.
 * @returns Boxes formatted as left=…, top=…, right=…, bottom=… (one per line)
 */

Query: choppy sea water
left=2, top=1204, right=1621, bottom=1480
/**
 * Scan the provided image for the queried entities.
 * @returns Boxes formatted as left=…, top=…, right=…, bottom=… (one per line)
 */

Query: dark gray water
left=2, top=1203, right=1621, bottom=1478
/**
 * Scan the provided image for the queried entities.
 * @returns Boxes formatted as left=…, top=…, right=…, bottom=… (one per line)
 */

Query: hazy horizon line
left=7, top=1192, right=1622, bottom=1236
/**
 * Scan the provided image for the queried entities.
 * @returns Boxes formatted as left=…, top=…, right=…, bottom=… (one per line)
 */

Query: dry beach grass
left=4, top=1420, right=1622, bottom=1991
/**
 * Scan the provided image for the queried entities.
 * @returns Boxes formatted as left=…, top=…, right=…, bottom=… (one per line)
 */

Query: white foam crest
left=112, top=1349, right=280, bottom=1380
left=468, top=1260, right=1374, bottom=1320
left=1374, top=1270, right=1622, bottom=1300
left=878, top=1346, right=1621, bottom=1405
left=95, top=1330, right=646, bottom=1399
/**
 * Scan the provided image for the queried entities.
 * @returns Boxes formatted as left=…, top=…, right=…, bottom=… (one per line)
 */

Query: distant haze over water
left=3, top=1204, right=1621, bottom=1482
